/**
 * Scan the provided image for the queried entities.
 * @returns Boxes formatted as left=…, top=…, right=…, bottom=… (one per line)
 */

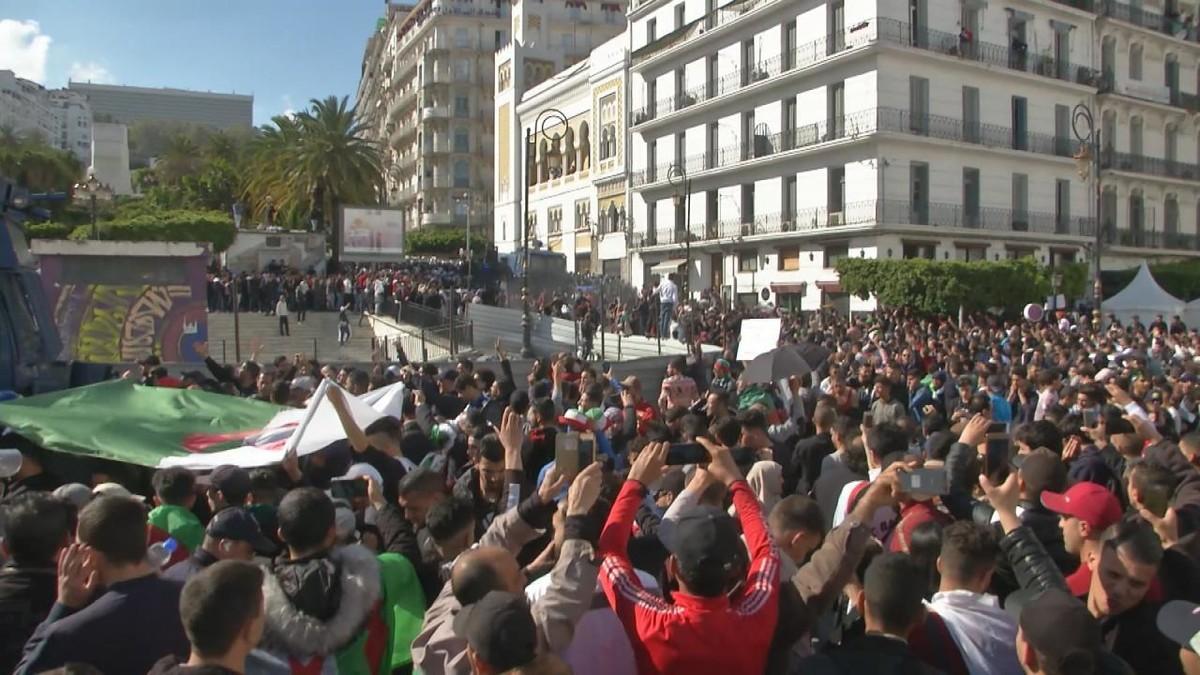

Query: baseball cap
left=452, top=591, right=537, bottom=671
left=620, top=375, right=641, bottom=391
left=669, top=504, right=744, bottom=580
left=92, top=482, right=144, bottom=501
left=206, top=507, right=275, bottom=555
left=1041, top=481, right=1122, bottom=532
left=52, top=483, right=94, bottom=509
left=139, top=355, right=162, bottom=367
left=208, top=465, right=253, bottom=504
left=1158, top=600, right=1200, bottom=653
left=1015, top=589, right=1102, bottom=672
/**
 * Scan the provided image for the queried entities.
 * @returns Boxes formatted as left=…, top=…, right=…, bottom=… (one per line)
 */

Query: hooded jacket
left=258, top=544, right=384, bottom=675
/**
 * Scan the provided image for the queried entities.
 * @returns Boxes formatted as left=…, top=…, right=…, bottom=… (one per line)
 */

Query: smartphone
left=1082, top=409, right=1099, bottom=428
left=984, top=433, right=1012, bottom=480
left=899, top=468, right=948, bottom=496
left=863, top=413, right=875, bottom=428
left=731, top=446, right=759, bottom=466
left=987, top=421, right=1009, bottom=435
left=556, top=432, right=581, bottom=476
left=666, top=442, right=708, bottom=465
left=330, top=478, right=367, bottom=501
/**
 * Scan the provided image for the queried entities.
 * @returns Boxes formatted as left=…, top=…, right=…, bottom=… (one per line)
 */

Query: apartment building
left=492, top=33, right=630, bottom=276
left=622, top=0, right=1200, bottom=313
left=0, top=70, right=93, bottom=165
left=358, top=0, right=626, bottom=233
left=68, top=82, right=252, bottom=130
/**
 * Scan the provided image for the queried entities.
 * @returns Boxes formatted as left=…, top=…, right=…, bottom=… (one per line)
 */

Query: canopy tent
left=1103, top=263, right=1184, bottom=325
left=1185, top=298, right=1200, bottom=329
left=648, top=258, right=686, bottom=275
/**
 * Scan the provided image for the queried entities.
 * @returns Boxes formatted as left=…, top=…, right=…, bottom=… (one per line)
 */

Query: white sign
left=342, top=206, right=405, bottom=259
left=736, top=318, right=782, bottom=361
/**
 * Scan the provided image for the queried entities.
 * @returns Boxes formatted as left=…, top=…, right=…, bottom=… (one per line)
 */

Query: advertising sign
left=341, top=206, right=405, bottom=259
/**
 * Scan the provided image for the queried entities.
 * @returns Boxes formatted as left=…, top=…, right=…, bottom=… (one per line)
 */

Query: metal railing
left=633, top=107, right=1077, bottom=187
left=398, top=300, right=450, bottom=328
left=639, top=199, right=1096, bottom=246
left=1107, top=228, right=1200, bottom=250
left=1099, top=0, right=1200, bottom=42
left=371, top=322, right=474, bottom=363
left=1099, top=70, right=1200, bottom=112
left=1101, top=147, right=1200, bottom=180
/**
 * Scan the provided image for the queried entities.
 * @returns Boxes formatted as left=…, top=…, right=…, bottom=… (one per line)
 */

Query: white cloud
left=280, top=94, right=296, bottom=118
left=67, top=61, right=114, bottom=84
left=0, top=19, right=52, bottom=83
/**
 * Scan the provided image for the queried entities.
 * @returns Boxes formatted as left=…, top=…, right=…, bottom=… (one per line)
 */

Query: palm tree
left=0, top=127, right=82, bottom=193
left=156, top=133, right=201, bottom=185
left=243, top=96, right=382, bottom=266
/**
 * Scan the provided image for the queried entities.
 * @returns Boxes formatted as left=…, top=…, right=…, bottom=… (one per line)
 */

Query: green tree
left=155, top=133, right=201, bottom=185
left=0, top=125, right=83, bottom=194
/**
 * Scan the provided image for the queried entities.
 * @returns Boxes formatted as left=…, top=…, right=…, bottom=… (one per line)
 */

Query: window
left=548, top=206, right=563, bottom=234
left=562, top=33, right=575, bottom=50
left=783, top=97, right=796, bottom=150
left=962, top=86, right=980, bottom=143
left=574, top=199, right=591, bottom=231
left=707, top=122, right=719, bottom=169
left=784, top=21, right=797, bottom=70
left=675, top=3, right=686, bottom=29
left=455, top=28, right=470, bottom=48
left=1130, top=43, right=1143, bottom=80
left=675, top=132, right=685, bottom=167
left=646, top=79, right=656, bottom=117
left=828, top=167, right=845, bottom=216
left=599, top=93, right=617, bottom=160
left=706, top=55, right=718, bottom=98
left=910, top=77, right=929, bottom=135
left=455, top=59, right=471, bottom=81
left=1165, top=195, right=1179, bottom=234
left=646, top=18, right=657, bottom=43
left=784, top=176, right=797, bottom=222
left=455, top=96, right=470, bottom=116
left=902, top=242, right=936, bottom=259
left=829, top=82, right=845, bottom=138
left=527, top=212, right=539, bottom=240
left=738, top=251, right=758, bottom=272
left=963, top=168, right=980, bottom=227
left=1011, top=96, right=1028, bottom=150
left=778, top=246, right=801, bottom=271
left=1007, top=247, right=1036, bottom=260
left=1166, top=124, right=1178, bottom=162
left=647, top=139, right=657, bottom=182
left=1012, top=173, right=1029, bottom=230
left=829, top=1, right=845, bottom=53
left=742, top=39, right=755, bottom=86
left=454, top=128, right=469, bottom=153
left=1056, top=178, right=1070, bottom=233
left=1131, top=116, right=1143, bottom=155
left=959, top=245, right=987, bottom=261
left=675, top=68, right=687, bottom=108
left=741, top=183, right=755, bottom=225
left=454, top=160, right=470, bottom=188
left=741, top=110, right=755, bottom=160
left=823, top=243, right=848, bottom=269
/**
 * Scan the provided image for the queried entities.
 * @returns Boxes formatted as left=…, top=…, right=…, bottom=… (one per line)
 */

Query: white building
left=621, top=0, right=1200, bottom=313
left=358, top=0, right=627, bottom=232
left=493, top=35, right=631, bottom=277
left=0, top=70, right=93, bottom=165
left=91, top=122, right=133, bottom=196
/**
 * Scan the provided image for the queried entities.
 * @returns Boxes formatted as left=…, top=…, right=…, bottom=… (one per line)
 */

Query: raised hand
left=57, top=543, right=98, bottom=609
left=499, top=407, right=524, bottom=470
left=628, top=441, right=668, bottom=488
left=566, top=463, right=603, bottom=517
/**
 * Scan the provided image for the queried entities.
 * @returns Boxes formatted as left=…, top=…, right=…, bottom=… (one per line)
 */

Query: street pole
left=90, top=194, right=97, bottom=240
left=521, top=108, right=567, bottom=358
left=667, top=165, right=690, bottom=301
left=1072, top=103, right=1103, bottom=318
left=232, top=275, right=242, bottom=362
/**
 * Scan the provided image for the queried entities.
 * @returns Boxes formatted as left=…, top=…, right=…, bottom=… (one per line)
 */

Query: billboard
left=342, top=206, right=405, bottom=260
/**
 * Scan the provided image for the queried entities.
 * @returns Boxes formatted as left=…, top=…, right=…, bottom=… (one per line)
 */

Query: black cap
left=206, top=507, right=275, bottom=555
left=180, top=370, right=208, bottom=383
left=208, top=465, right=252, bottom=504
left=139, top=354, right=162, bottom=367
left=452, top=591, right=537, bottom=671
left=1158, top=600, right=1200, bottom=653
left=1013, top=589, right=1102, bottom=672
left=669, top=504, right=743, bottom=579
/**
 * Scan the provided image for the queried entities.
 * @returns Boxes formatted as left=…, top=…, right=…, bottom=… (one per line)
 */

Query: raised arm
left=326, top=385, right=371, bottom=454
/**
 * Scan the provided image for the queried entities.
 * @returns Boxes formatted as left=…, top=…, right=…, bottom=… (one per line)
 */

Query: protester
left=165, top=507, right=275, bottom=581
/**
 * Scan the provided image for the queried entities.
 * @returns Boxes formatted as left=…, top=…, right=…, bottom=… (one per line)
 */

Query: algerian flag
left=0, top=379, right=282, bottom=468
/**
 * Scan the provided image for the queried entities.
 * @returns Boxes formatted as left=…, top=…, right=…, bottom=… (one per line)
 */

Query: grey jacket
left=410, top=499, right=598, bottom=675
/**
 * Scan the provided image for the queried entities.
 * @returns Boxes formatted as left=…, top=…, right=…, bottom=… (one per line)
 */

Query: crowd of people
left=3, top=302, right=1200, bottom=674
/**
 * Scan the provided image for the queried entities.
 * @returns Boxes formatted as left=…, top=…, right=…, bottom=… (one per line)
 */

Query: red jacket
left=598, top=480, right=780, bottom=675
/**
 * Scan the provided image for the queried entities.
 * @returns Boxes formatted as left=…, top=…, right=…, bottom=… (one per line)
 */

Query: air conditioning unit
left=828, top=212, right=844, bottom=226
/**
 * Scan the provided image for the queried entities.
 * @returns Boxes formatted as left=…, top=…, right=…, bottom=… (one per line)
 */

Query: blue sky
left=1, top=1, right=389, bottom=125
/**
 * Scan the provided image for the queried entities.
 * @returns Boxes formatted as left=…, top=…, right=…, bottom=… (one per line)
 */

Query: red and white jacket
left=597, top=480, right=780, bottom=675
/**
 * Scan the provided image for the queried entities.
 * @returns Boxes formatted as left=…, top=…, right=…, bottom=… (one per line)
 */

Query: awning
left=815, top=280, right=843, bottom=292
left=770, top=282, right=807, bottom=294
left=649, top=258, right=686, bottom=274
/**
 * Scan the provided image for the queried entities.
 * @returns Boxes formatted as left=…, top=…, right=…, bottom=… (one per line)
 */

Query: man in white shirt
left=275, top=295, right=290, bottom=336
left=924, top=521, right=1022, bottom=675
left=372, top=276, right=386, bottom=315
left=655, top=273, right=678, bottom=339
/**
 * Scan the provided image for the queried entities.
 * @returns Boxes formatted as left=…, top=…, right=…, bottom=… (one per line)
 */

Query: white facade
left=493, top=35, right=631, bottom=277
left=91, top=123, right=133, bottom=196
left=0, top=70, right=93, bottom=165
left=356, top=0, right=627, bottom=232
left=622, top=0, right=1200, bottom=313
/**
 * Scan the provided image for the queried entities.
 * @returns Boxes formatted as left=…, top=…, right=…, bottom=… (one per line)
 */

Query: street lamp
left=1051, top=270, right=1063, bottom=315
left=666, top=164, right=691, bottom=300
left=521, top=107, right=567, bottom=357
left=455, top=191, right=474, bottom=291
left=72, top=169, right=113, bottom=240
left=1072, top=103, right=1103, bottom=315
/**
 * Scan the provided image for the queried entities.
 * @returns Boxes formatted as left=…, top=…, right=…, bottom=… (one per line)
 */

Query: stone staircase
left=205, top=310, right=376, bottom=364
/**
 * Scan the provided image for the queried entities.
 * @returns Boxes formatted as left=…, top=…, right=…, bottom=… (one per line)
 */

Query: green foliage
left=23, top=221, right=75, bottom=240
left=66, top=209, right=236, bottom=252
left=1102, top=261, right=1200, bottom=301
left=406, top=228, right=468, bottom=254
left=0, top=125, right=83, bottom=197
left=835, top=258, right=1088, bottom=314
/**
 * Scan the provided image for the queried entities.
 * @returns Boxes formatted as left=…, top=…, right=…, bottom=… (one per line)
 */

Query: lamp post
left=1051, top=270, right=1063, bottom=316
left=666, top=164, right=691, bottom=300
left=72, top=169, right=113, bottom=240
left=455, top=191, right=473, bottom=291
left=520, top=107, right=567, bottom=357
left=1072, top=103, right=1103, bottom=315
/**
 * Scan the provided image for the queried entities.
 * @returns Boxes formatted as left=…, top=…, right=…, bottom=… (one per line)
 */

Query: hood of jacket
left=261, top=544, right=381, bottom=658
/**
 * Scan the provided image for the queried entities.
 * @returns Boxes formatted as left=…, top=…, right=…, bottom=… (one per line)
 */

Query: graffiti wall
left=37, top=247, right=208, bottom=363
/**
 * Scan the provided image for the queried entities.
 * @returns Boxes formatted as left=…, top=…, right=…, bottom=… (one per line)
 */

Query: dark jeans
left=279, top=316, right=290, bottom=336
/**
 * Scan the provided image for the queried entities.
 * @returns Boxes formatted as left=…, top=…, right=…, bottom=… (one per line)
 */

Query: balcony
left=1107, top=228, right=1200, bottom=250
left=421, top=106, right=450, bottom=121
left=637, top=199, right=1095, bottom=247
left=632, top=18, right=1098, bottom=127
left=1096, top=70, right=1198, bottom=111
left=632, top=0, right=781, bottom=66
left=633, top=107, right=1076, bottom=188
left=1101, top=148, right=1200, bottom=181
left=1098, top=0, right=1200, bottom=43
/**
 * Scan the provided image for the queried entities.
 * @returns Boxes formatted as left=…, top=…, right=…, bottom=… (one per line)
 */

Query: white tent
left=1104, top=263, right=1185, bottom=325
left=1185, top=298, right=1200, bottom=329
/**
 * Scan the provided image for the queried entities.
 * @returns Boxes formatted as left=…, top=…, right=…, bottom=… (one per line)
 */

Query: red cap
left=1041, top=482, right=1122, bottom=532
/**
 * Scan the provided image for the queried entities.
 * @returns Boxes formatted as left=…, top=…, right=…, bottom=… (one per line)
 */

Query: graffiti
left=40, top=252, right=208, bottom=364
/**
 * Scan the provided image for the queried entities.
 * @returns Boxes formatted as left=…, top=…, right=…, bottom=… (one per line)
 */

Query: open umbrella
left=741, top=346, right=813, bottom=384
left=790, top=342, right=831, bottom=372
